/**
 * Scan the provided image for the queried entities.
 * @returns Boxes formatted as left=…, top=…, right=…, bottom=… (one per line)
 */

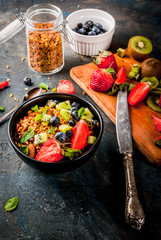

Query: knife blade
left=116, top=87, right=145, bottom=230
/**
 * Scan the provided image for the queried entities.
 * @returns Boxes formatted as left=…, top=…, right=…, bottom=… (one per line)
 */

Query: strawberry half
left=90, top=68, right=114, bottom=93
left=152, top=115, right=161, bottom=132
left=128, top=82, right=150, bottom=106
left=0, top=81, right=8, bottom=90
left=115, top=66, right=126, bottom=84
left=35, top=138, right=63, bottom=162
left=57, top=80, right=75, bottom=94
left=92, top=51, right=118, bottom=72
left=71, top=120, right=90, bottom=150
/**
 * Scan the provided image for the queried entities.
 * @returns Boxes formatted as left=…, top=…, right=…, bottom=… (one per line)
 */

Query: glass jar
left=25, top=4, right=64, bottom=75
left=0, top=3, right=72, bottom=75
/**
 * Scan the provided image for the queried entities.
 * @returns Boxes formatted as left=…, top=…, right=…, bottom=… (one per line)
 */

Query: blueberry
left=82, top=24, right=89, bottom=30
left=88, top=31, right=96, bottom=36
left=72, top=28, right=78, bottom=32
left=93, top=119, right=99, bottom=127
left=95, top=23, right=103, bottom=31
left=71, top=107, right=78, bottom=112
left=102, top=29, right=106, bottom=33
left=23, top=77, right=33, bottom=86
left=92, top=26, right=101, bottom=35
left=86, top=20, right=93, bottom=28
left=55, top=132, right=67, bottom=143
left=69, top=119, right=76, bottom=126
left=49, top=116, right=60, bottom=126
left=71, top=110, right=79, bottom=121
left=71, top=102, right=80, bottom=109
left=54, top=100, right=59, bottom=105
left=66, top=130, right=73, bottom=138
left=78, top=27, right=86, bottom=35
left=77, top=23, right=83, bottom=29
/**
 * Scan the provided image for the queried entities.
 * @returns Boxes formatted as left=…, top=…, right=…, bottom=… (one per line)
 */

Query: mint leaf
left=19, top=145, right=28, bottom=155
left=20, top=128, right=35, bottom=143
left=31, top=105, right=39, bottom=113
left=5, top=197, right=19, bottom=212
left=78, top=107, right=85, bottom=118
left=48, top=126, right=55, bottom=134
left=35, top=114, right=43, bottom=122
left=38, top=83, right=49, bottom=91
left=0, top=106, right=5, bottom=111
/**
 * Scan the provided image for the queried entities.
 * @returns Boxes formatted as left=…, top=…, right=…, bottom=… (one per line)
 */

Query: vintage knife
left=116, top=86, right=145, bottom=230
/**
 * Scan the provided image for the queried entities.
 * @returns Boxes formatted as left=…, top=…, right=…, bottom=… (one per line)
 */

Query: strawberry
left=0, top=81, right=8, bottom=90
left=159, top=95, right=161, bottom=108
left=92, top=51, right=118, bottom=72
left=57, top=80, right=75, bottom=94
left=90, top=68, right=114, bottom=93
left=115, top=66, right=126, bottom=84
left=71, top=120, right=90, bottom=150
left=128, top=82, right=150, bottom=106
left=152, top=115, right=161, bottom=132
left=35, top=138, right=63, bottom=162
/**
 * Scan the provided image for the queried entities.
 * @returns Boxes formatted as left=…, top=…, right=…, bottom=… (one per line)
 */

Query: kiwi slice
left=141, top=77, right=159, bottom=90
left=59, top=125, right=72, bottom=133
left=128, top=36, right=152, bottom=60
left=60, top=109, right=71, bottom=121
left=147, top=95, right=161, bottom=112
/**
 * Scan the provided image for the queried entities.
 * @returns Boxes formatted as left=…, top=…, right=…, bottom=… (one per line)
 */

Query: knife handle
left=123, top=153, right=145, bottom=230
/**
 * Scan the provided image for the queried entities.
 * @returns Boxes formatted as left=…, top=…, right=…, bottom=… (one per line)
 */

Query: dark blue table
left=0, top=1, right=161, bottom=239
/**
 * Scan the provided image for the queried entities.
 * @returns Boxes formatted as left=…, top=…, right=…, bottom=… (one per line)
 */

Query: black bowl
left=8, top=93, right=103, bottom=173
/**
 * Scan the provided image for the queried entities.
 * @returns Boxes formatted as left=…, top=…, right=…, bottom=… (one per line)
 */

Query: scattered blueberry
left=54, top=100, right=59, bottom=104
left=55, top=132, right=67, bottom=143
left=69, top=119, right=76, bottom=126
left=71, top=107, right=78, bottom=112
left=71, top=110, right=79, bottom=121
left=95, top=23, right=103, bottom=31
left=23, top=77, right=33, bottom=86
left=66, top=130, right=73, bottom=138
left=78, top=28, right=86, bottom=35
left=93, top=119, right=99, bottom=127
left=71, top=102, right=80, bottom=109
left=49, top=116, right=60, bottom=126
left=88, top=31, right=96, bottom=36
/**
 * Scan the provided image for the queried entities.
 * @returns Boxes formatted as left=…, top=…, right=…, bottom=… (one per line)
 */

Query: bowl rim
left=66, top=8, right=115, bottom=39
left=8, top=93, right=103, bottom=165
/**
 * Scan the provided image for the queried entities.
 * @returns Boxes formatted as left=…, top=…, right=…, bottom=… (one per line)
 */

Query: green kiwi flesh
left=147, top=95, right=161, bottom=112
left=130, top=36, right=152, bottom=54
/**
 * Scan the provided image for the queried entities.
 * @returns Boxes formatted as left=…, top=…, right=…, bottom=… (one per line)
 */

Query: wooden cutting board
left=70, top=54, right=161, bottom=166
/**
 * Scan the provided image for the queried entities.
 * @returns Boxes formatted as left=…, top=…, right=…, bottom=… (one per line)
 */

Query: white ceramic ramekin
left=66, top=9, right=115, bottom=56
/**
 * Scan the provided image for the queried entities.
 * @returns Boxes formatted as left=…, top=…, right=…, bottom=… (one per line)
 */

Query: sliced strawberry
left=152, top=115, right=161, bottom=132
left=71, top=120, right=90, bottom=150
left=115, top=66, right=126, bottom=84
left=128, top=82, right=150, bottom=106
left=57, top=80, right=75, bottom=94
left=90, top=68, right=114, bottom=93
left=92, top=51, right=118, bottom=72
left=0, top=81, right=8, bottom=90
left=159, top=95, right=161, bottom=108
left=35, top=138, right=63, bottom=162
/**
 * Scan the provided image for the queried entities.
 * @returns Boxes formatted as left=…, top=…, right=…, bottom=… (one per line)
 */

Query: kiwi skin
left=141, top=58, right=161, bottom=79
left=128, top=36, right=153, bottom=60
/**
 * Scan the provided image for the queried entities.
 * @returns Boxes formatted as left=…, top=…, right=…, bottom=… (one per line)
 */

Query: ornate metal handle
left=123, top=153, right=145, bottom=230
left=0, top=108, right=16, bottom=125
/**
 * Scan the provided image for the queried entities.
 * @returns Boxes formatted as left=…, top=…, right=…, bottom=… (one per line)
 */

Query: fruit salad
left=14, top=99, right=99, bottom=162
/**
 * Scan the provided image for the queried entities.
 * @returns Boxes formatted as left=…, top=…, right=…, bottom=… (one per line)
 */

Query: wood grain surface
left=70, top=54, right=161, bottom=165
